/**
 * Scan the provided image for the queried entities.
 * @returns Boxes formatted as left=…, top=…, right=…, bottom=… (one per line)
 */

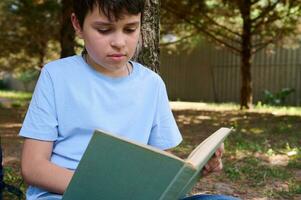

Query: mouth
left=107, top=54, right=127, bottom=62
left=108, top=54, right=126, bottom=58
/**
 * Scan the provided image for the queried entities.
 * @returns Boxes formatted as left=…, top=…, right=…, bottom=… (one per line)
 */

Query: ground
left=0, top=102, right=300, bottom=200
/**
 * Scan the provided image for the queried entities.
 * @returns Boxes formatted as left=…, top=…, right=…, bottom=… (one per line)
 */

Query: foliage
left=14, top=68, right=39, bottom=91
left=3, top=167, right=25, bottom=200
left=161, top=0, right=301, bottom=53
left=0, top=0, right=61, bottom=72
left=161, top=0, right=301, bottom=109
left=0, top=79, right=8, bottom=90
left=262, top=88, right=295, bottom=106
left=15, top=69, right=39, bottom=84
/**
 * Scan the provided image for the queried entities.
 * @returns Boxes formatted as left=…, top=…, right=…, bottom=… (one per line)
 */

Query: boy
left=20, top=0, right=238, bottom=199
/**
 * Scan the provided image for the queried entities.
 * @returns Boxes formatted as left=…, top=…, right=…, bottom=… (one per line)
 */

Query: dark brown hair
left=73, top=0, right=145, bottom=28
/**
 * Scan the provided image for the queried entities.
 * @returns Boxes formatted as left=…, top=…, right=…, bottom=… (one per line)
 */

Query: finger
left=212, top=160, right=223, bottom=172
left=202, top=159, right=223, bottom=176
left=210, top=157, right=221, bottom=168
left=210, top=157, right=223, bottom=170
left=202, top=164, right=211, bottom=175
left=202, top=168, right=209, bottom=176
left=215, top=149, right=221, bottom=157
left=220, top=143, right=225, bottom=155
left=215, top=143, right=225, bottom=157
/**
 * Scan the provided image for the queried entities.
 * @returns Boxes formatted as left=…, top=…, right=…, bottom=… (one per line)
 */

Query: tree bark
left=136, top=0, right=160, bottom=72
left=60, top=0, right=75, bottom=58
left=240, top=0, right=253, bottom=109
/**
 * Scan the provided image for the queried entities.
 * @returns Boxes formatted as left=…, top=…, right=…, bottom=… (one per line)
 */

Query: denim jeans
left=36, top=193, right=240, bottom=200
left=36, top=194, right=62, bottom=200
left=181, top=194, right=240, bottom=200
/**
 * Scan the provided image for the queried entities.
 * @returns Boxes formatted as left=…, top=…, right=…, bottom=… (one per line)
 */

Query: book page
left=185, top=127, right=231, bottom=170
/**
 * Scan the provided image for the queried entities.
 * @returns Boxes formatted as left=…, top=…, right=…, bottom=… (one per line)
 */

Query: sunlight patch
left=268, top=155, right=289, bottom=166
left=0, top=123, right=22, bottom=128
left=195, top=115, right=211, bottom=120
left=250, top=128, right=264, bottom=134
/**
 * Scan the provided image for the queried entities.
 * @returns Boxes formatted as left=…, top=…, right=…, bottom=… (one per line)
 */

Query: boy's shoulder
left=43, top=55, right=81, bottom=73
left=131, top=61, right=164, bottom=84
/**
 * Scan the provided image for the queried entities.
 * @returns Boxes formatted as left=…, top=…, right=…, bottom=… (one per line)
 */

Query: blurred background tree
left=0, top=0, right=60, bottom=73
left=161, top=0, right=301, bottom=109
left=1, top=0, right=301, bottom=107
left=60, top=0, right=75, bottom=58
left=0, top=0, right=160, bottom=73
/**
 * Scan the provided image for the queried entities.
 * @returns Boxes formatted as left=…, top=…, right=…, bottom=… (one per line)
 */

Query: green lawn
left=1, top=95, right=300, bottom=199
left=171, top=101, right=301, bottom=199
left=0, top=90, right=32, bottom=108
left=0, top=90, right=32, bottom=101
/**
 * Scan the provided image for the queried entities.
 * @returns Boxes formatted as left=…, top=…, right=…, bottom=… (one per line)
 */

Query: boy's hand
left=202, top=143, right=224, bottom=176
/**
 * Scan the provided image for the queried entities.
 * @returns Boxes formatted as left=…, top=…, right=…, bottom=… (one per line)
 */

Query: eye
left=97, top=29, right=111, bottom=34
left=124, top=27, right=137, bottom=33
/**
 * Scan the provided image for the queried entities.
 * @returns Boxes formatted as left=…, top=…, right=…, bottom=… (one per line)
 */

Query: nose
left=110, top=32, right=126, bottom=49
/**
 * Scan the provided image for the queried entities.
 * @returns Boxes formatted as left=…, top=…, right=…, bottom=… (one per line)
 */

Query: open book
left=62, top=127, right=231, bottom=200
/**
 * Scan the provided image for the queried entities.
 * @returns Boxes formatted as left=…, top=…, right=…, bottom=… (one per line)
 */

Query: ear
left=71, top=13, right=83, bottom=38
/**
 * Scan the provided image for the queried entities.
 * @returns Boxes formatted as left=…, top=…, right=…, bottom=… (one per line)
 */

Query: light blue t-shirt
left=19, top=55, right=182, bottom=199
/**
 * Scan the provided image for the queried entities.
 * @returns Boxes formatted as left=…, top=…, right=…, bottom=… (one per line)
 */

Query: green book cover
left=62, top=128, right=231, bottom=200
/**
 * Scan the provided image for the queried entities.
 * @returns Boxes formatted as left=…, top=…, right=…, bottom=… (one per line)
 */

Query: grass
left=1, top=98, right=301, bottom=199
left=2, top=167, right=26, bottom=200
left=253, top=103, right=301, bottom=116
left=224, top=157, right=291, bottom=182
left=223, top=120, right=300, bottom=198
left=0, top=90, right=32, bottom=108
left=170, top=101, right=301, bottom=199
left=1, top=91, right=300, bottom=115
left=0, top=90, right=32, bottom=101
left=171, top=101, right=301, bottom=116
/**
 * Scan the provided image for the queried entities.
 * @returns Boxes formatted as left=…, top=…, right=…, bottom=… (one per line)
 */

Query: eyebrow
left=92, top=21, right=140, bottom=26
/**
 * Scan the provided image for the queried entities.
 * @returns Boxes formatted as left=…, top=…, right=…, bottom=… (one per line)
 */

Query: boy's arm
left=21, top=138, right=73, bottom=194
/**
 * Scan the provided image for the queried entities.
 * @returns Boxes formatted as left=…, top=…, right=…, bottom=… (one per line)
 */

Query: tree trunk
left=240, top=49, right=253, bottom=109
left=136, top=0, right=160, bottom=72
left=240, top=0, right=253, bottom=109
left=60, top=0, right=75, bottom=58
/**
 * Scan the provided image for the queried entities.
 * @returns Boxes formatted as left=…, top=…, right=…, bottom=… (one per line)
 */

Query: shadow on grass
left=0, top=105, right=300, bottom=199
left=171, top=109, right=301, bottom=199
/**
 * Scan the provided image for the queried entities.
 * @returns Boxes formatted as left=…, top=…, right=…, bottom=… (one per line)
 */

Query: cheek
left=128, top=34, right=140, bottom=48
left=84, top=39, right=108, bottom=62
left=86, top=32, right=104, bottom=44
left=85, top=34, right=107, bottom=51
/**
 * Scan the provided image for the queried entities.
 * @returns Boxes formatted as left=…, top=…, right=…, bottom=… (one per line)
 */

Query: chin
left=108, top=63, right=124, bottom=68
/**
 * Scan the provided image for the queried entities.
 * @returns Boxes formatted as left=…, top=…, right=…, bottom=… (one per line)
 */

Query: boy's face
left=72, top=6, right=141, bottom=76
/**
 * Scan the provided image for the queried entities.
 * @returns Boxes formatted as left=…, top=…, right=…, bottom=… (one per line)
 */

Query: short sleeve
left=19, top=67, right=58, bottom=141
left=148, top=79, right=182, bottom=150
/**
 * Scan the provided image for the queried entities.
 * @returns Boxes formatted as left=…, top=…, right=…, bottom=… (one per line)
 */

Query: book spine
left=177, top=172, right=201, bottom=198
left=158, top=163, right=195, bottom=200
